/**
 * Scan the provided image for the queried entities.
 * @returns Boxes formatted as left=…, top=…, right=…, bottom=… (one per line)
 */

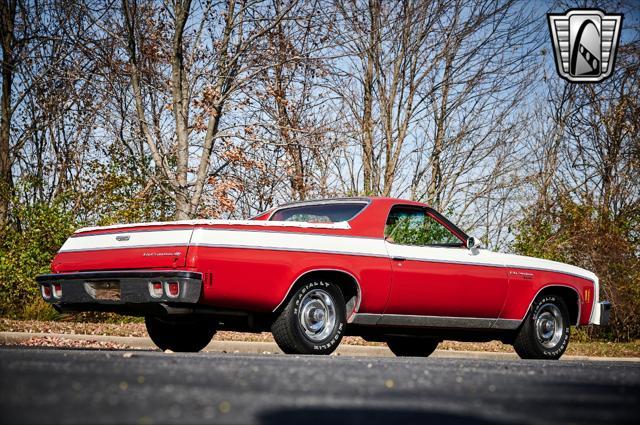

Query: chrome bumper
left=36, top=270, right=202, bottom=306
left=590, top=301, right=611, bottom=325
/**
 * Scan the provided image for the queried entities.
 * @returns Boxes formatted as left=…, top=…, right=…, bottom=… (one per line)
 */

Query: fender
left=520, top=284, right=582, bottom=326
left=273, top=268, right=363, bottom=323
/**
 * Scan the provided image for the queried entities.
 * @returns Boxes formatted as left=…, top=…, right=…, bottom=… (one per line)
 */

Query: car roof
left=275, top=196, right=428, bottom=209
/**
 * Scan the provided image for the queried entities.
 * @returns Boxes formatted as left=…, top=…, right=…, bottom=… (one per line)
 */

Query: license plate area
left=84, top=281, right=121, bottom=301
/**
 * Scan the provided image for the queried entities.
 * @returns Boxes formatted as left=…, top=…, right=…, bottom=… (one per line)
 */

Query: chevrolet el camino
left=37, top=197, right=610, bottom=359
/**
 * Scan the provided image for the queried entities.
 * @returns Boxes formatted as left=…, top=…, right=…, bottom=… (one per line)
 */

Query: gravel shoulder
left=2, top=318, right=639, bottom=358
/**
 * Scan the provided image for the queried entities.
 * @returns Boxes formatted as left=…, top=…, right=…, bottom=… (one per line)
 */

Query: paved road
left=1, top=347, right=639, bottom=425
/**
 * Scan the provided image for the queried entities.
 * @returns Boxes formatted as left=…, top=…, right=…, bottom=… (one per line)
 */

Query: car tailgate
left=52, top=225, right=194, bottom=272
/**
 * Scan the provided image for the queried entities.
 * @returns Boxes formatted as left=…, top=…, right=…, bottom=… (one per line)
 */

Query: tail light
left=165, top=281, right=180, bottom=298
left=41, top=284, right=52, bottom=300
left=149, top=281, right=163, bottom=298
left=52, top=283, right=63, bottom=299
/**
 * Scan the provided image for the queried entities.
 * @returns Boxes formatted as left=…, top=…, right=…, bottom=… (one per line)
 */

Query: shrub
left=0, top=200, right=76, bottom=318
left=513, top=196, right=640, bottom=341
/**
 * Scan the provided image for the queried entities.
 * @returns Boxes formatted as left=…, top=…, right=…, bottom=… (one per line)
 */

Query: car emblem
left=115, top=235, right=130, bottom=241
left=547, top=9, right=623, bottom=83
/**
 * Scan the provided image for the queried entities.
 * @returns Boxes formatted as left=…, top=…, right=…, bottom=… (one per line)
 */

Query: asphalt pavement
left=1, top=347, right=639, bottom=425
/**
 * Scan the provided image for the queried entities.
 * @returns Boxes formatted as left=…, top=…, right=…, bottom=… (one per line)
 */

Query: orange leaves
left=202, top=85, right=221, bottom=106
left=201, top=177, right=243, bottom=218
left=192, top=85, right=221, bottom=119
left=220, top=144, right=266, bottom=172
left=192, top=115, right=207, bottom=132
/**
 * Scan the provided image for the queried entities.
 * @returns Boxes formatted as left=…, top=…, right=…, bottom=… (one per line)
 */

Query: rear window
left=270, top=203, right=367, bottom=223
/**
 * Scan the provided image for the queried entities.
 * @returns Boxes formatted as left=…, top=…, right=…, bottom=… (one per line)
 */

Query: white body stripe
left=190, top=228, right=388, bottom=257
left=62, top=226, right=597, bottom=282
left=385, top=242, right=597, bottom=282
left=60, top=229, right=194, bottom=252
left=59, top=224, right=601, bottom=324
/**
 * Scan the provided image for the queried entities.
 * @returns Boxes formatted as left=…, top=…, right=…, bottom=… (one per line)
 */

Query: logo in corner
left=547, top=9, right=623, bottom=83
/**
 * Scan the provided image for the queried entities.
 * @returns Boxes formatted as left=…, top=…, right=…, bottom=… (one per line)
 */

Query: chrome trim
left=520, top=285, right=581, bottom=326
left=350, top=313, right=380, bottom=325
left=193, top=227, right=381, bottom=239
left=594, top=301, right=611, bottom=325
left=272, top=197, right=372, bottom=209
left=272, top=269, right=363, bottom=323
left=534, top=302, right=564, bottom=348
left=492, top=319, right=523, bottom=330
left=72, top=228, right=193, bottom=238
left=36, top=270, right=202, bottom=280
left=297, top=288, right=337, bottom=341
left=75, top=218, right=349, bottom=234
left=588, top=275, right=601, bottom=324
left=351, top=313, right=521, bottom=330
left=384, top=203, right=469, bottom=244
left=76, top=226, right=378, bottom=240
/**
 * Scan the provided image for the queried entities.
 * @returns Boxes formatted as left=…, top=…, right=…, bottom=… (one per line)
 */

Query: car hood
left=484, top=250, right=597, bottom=282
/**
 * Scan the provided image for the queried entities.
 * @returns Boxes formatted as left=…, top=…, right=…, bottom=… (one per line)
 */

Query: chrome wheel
left=297, top=288, right=336, bottom=342
left=535, top=303, right=564, bottom=348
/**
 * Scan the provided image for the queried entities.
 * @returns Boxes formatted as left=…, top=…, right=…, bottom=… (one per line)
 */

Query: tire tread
left=271, top=280, right=346, bottom=355
left=513, top=294, right=570, bottom=360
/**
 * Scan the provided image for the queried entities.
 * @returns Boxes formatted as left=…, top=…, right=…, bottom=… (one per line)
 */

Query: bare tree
left=0, top=0, right=100, bottom=226
left=328, top=0, right=540, bottom=248
left=106, top=0, right=297, bottom=219
left=241, top=0, right=341, bottom=202
left=333, top=0, right=451, bottom=196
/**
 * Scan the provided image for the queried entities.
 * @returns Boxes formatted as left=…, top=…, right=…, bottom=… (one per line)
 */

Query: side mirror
left=466, top=236, right=481, bottom=251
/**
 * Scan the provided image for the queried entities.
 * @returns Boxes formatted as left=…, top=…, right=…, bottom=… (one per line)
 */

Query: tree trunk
left=171, top=0, right=192, bottom=219
left=0, top=0, right=16, bottom=227
left=361, top=0, right=380, bottom=195
left=427, top=53, right=453, bottom=208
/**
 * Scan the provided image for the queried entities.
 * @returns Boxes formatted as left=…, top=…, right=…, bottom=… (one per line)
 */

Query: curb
left=1, top=331, right=638, bottom=362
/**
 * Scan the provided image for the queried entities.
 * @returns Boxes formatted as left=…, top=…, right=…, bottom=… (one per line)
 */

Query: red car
left=37, top=197, right=610, bottom=359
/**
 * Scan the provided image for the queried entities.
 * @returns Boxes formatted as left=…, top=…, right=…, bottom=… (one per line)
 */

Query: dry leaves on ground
left=5, top=335, right=131, bottom=350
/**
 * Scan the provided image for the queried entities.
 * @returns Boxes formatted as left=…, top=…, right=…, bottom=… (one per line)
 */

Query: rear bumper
left=36, top=270, right=202, bottom=312
left=589, top=301, right=611, bottom=325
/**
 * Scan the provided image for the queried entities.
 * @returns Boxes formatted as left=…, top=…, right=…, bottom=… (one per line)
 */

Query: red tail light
left=149, top=281, right=163, bottom=298
left=165, top=281, right=180, bottom=298
left=41, top=285, right=52, bottom=300
left=52, top=283, right=62, bottom=299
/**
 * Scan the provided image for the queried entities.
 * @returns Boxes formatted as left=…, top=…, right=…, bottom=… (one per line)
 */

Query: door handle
left=392, top=257, right=406, bottom=262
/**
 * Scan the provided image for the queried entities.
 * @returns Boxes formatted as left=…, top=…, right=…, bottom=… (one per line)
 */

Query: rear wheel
left=145, top=316, right=216, bottom=352
left=271, top=280, right=346, bottom=355
left=386, top=337, right=439, bottom=357
left=513, top=294, right=570, bottom=360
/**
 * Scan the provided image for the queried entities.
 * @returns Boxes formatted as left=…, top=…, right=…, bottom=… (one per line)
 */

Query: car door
left=383, top=205, right=508, bottom=322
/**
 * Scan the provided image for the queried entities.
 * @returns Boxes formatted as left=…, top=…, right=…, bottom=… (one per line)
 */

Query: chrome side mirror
left=466, top=236, right=481, bottom=252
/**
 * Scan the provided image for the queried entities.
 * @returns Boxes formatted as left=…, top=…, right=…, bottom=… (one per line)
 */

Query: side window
left=385, top=206, right=463, bottom=247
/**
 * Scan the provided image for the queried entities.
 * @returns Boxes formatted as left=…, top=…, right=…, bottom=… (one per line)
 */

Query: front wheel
left=513, top=294, right=570, bottom=360
left=271, top=280, right=346, bottom=355
left=145, top=316, right=216, bottom=352
left=387, top=337, right=439, bottom=357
